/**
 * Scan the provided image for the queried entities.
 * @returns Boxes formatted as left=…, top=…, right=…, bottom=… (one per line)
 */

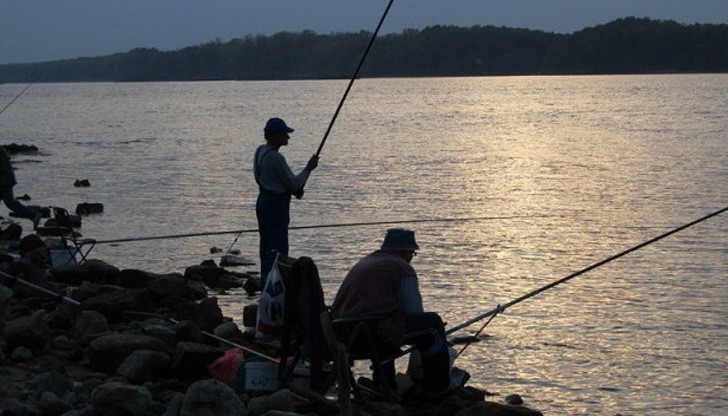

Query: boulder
left=179, top=378, right=247, bottom=416
left=169, top=342, right=225, bottom=381
left=455, top=401, right=544, bottom=416
left=196, top=297, right=225, bottom=332
left=3, top=312, right=52, bottom=353
left=88, top=333, right=168, bottom=373
left=148, top=273, right=191, bottom=299
left=75, top=203, right=104, bottom=215
left=83, top=259, right=120, bottom=285
left=91, top=381, right=153, bottom=415
left=81, top=288, right=156, bottom=323
left=117, top=349, right=171, bottom=383
left=75, top=310, right=110, bottom=337
left=28, top=370, right=74, bottom=398
left=247, top=389, right=298, bottom=415
left=117, top=268, right=156, bottom=288
left=184, top=264, right=225, bottom=287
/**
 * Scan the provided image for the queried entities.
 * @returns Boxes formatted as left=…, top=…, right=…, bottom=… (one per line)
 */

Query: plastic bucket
left=239, top=360, right=280, bottom=392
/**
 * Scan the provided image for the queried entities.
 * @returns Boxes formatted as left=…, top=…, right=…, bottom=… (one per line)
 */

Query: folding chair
left=330, top=314, right=407, bottom=401
left=319, top=311, right=352, bottom=412
left=35, top=207, right=95, bottom=264
left=60, top=235, right=96, bottom=264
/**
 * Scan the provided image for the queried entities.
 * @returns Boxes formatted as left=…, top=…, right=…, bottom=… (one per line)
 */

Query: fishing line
left=91, top=214, right=548, bottom=246
left=446, top=205, right=728, bottom=338
left=0, top=84, right=33, bottom=118
left=456, top=307, right=500, bottom=358
left=315, top=0, right=395, bottom=157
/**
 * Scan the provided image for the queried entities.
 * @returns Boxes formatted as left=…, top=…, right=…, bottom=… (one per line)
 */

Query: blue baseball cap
left=264, top=117, right=294, bottom=134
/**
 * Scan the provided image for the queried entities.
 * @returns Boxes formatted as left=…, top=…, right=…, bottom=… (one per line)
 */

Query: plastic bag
left=207, top=348, right=245, bottom=387
left=255, top=253, right=286, bottom=341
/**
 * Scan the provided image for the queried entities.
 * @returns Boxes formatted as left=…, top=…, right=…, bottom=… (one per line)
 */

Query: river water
left=2, top=74, right=727, bottom=415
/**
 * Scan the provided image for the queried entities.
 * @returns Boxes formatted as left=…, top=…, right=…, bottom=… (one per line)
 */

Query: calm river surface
left=2, top=75, right=727, bottom=415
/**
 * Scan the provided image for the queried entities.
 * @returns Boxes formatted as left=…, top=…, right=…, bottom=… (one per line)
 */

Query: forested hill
left=1, top=17, right=727, bottom=83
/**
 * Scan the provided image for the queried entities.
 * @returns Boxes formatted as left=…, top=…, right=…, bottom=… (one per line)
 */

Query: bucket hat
left=381, top=228, right=419, bottom=251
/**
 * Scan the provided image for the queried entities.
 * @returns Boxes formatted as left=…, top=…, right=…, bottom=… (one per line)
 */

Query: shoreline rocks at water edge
left=1, top=233, right=544, bottom=416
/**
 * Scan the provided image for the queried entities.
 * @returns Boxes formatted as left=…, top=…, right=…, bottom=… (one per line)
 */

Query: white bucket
left=241, top=360, right=280, bottom=392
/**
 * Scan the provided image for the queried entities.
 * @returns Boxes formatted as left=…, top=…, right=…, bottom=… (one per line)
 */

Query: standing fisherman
left=254, top=117, right=318, bottom=283
left=0, top=146, right=41, bottom=230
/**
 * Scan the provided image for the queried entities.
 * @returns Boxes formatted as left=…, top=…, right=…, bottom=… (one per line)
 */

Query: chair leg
left=361, top=327, right=399, bottom=402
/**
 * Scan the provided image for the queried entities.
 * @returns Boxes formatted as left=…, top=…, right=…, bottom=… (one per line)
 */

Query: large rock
left=0, top=222, right=22, bottom=240
left=3, top=312, right=52, bottom=353
left=75, top=202, right=104, bottom=215
left=28, top=371, right=74, bottom=398
left=117, top=268, right=156, bottom=288
left=179, top=378, right=247, bottom=416
left=50, top=263, right=93, bottom=285
left=169, top=342, right=225, bottom=381
left=75, top=310, right=109, bottom=337
left=91, top=381, right=153, bottom=415
left=83, top=259, right=121, bottom=285
left=44, top=302, right=80, bottom=330
left=88, top=333, right=168, bottom=373
left=17, top=233, right=46, bottom=255
left=138, top=318, right=177, bottom=345
left=8, top=259, right=61, bottom=300
left=213, top=321, right=244, bottom=341
left=455, top=401, right=544, bottom=416
left=148, top=273, right=191, bottom=299
left=38, top=391, right=72, bottom=415
left=184, top=264, right=225, bottom=287
left=81, top=288, right=156, bottom=323
left=196, top=297, right=224, bottom=332
left=117, top=349, right=171, bottom=383
left=247, top=389, right=298, bottom=415
left=68, top=281, right=120, bottom=302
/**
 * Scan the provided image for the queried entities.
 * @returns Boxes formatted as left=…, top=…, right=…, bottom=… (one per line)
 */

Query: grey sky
left=1, top=0, right=727, bottom=65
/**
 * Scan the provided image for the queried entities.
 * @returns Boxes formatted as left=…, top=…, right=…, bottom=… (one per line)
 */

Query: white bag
left=255, top=253, right=286, bottom=341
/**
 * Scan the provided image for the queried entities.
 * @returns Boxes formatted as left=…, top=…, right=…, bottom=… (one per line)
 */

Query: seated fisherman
left=331, top=228, right=451, bottom=395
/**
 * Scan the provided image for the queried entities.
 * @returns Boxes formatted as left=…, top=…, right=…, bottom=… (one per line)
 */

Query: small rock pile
left=0, top=233, right=543, bottom=416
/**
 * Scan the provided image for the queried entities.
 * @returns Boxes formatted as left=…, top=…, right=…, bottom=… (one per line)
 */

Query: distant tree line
left=1, top=17, right=726, bottom=83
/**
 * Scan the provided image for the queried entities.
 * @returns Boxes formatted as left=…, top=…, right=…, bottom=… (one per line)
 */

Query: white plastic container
left=241, top=360, right=280, bottom=392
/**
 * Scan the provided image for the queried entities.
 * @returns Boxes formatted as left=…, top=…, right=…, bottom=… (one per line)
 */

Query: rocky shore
left=1, top=227, right=544, bottom=416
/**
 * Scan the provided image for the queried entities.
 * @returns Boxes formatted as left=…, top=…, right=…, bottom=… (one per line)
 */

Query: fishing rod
left=0, top=84, right=33, bottom=117
left=92, top=214, right=547, bottom=245
left=0, top=269, right=81, bottom=306
left=315, top=0, right=394, bottom=157
left=445, top=205, right=728, bottom=336
left=227, top=1, right=395, bottom=253
left=124, top=311, right=279, bottom=363
left=289, top=0, right=393, bottom=204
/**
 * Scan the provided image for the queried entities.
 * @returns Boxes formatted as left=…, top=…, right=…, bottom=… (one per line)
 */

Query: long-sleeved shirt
left=332, top=249, right=425, bottom=346
left=254, top=144, right=310, bottom=194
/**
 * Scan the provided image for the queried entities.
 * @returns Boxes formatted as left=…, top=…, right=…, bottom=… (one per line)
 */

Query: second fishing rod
left=446, top=205, right=728, bottom=358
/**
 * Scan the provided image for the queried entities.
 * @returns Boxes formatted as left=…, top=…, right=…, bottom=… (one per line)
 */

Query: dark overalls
left=254, top=147, right=292, bottom=283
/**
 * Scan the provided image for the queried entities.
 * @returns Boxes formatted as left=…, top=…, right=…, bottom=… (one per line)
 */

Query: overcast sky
left=2, top=0, right=727, bottom=65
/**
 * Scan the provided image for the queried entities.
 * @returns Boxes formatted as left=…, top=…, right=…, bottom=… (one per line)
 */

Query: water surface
left=2, top=74, right=727, bottom=415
